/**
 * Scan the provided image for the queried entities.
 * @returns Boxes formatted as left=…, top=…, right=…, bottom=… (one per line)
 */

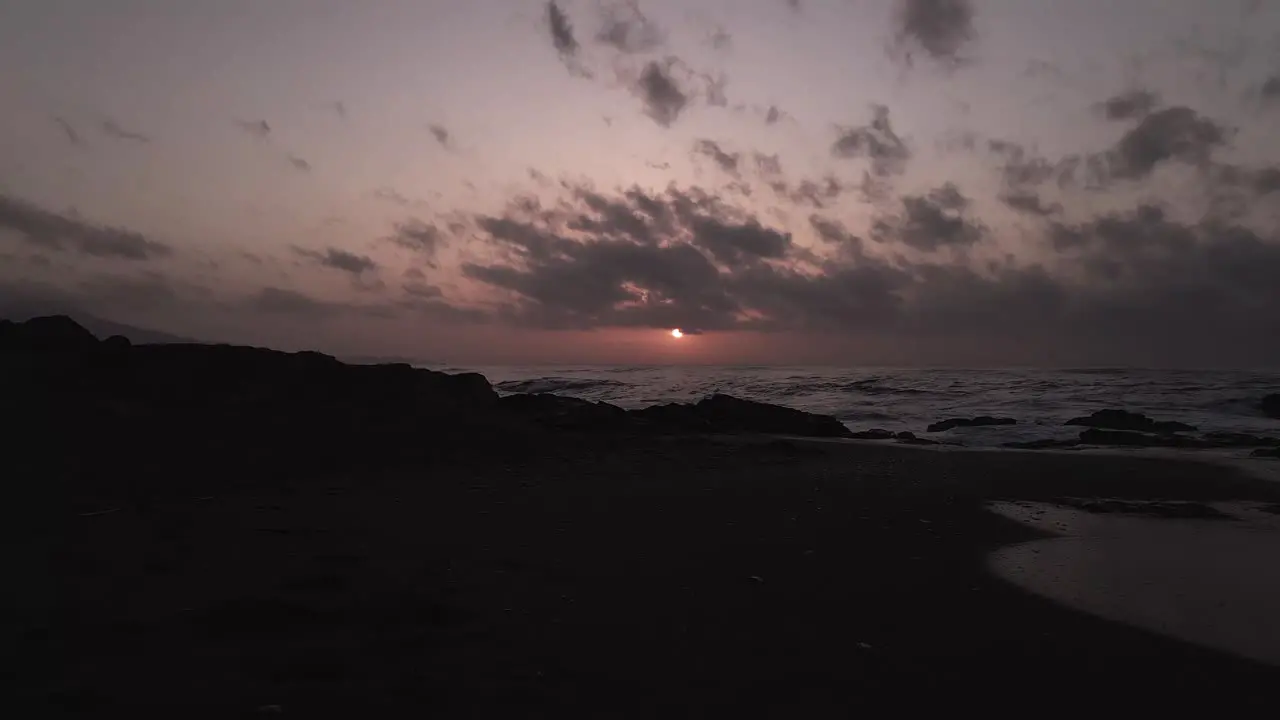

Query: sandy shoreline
left=10, top=431, right=1280, bottom=716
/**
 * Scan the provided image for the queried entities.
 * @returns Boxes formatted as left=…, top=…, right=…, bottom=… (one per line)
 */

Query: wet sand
left=990, top=500, right=1280, bottom=667
left=10, top=433, right=1280, bottom=716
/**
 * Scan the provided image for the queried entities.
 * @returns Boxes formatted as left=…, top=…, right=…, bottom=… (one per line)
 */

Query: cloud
left=831, top=105, right=911, bottom=177
left=373, top=187, right=411, bottom=207
left=286, top=154, right=312, bottom=172
left=403, top=281, right=443, bottom=299
left=235, top=119, right=271, bottom=140
left=891, top=0, right=976, bottom=68
left=632, top=58, right=689, bottom=127
left=871, top=183, right=984, bottom=252
left=0, top=194, right=173, bottom=260
left=293, top=246, right=378, bottom=275
left=784, top=0, right=802, bottom=12
left=1000, top=191, right=1062, bottom=217
left=53, top=117, right=84, bottom=147
left=754, top=153, right=783, bottom=176
left=1106, top=106, right=1230, bottom=181
left=101, top=119, right=151, bottom=143
left=333, top=101, right=347, bottom=119
left=547, top=1, right=579, bottom=56
left=449, top=179, right=1280, bottom=363
left=596, top=1, right=664, bottom=54
left=386, top=218, right=446, bottom=258
left=1098, top=89, right=1160, bottom=121
left=428, top=124, right=452, bottom=148
left=248, top=287, right=340, bottom=318
left=764, top=105, right=784, bottom=125
left=692, top=139, right=740, bottom=175
left=707, top=26, right=732, bottom=51
left=1260, top=75, right=1280, bottom=105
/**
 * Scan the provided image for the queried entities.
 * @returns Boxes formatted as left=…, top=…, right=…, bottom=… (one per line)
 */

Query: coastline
left=5, top=318, right=1280, bottom=715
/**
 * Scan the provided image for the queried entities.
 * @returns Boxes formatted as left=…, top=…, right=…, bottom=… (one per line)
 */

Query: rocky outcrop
left=1262, top=394, right=1280, bottom=420
left=632, top=394, right=853, bottom=439
left=1065, top=409, right=1196, bottom=434
left=926, top=416, right=1016, bottom=433
left=500, top=393, right=629, bottom=431
left=849, top=429, right=895, bottom=440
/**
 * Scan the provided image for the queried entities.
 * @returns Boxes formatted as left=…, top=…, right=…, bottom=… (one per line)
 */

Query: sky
left=2, top=0, right=1279, bottom=366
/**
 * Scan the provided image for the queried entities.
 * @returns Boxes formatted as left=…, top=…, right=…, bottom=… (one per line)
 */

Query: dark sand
left=9, top=433, right=1280, bottom=716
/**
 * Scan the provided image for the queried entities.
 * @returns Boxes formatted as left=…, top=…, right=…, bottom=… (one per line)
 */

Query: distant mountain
left=0, top=310, right=201, bottom=345
left=74, top=315, right=202, bottom=345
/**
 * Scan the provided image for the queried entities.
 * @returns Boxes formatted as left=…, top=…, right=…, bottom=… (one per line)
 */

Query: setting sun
left=670, top=328, right=683, bottom=339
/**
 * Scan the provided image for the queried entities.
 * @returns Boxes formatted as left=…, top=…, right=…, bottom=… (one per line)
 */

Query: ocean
left=432, top=365, right=1280, bottom=453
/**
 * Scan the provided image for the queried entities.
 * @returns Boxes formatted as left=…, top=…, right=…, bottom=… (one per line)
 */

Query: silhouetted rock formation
left=1065, top=409, right=1196, bottom=434
left=1202, top=432, right=1280, bottom=448
left=1253, top=448, right=1280, bottom=459
left=500, top=393, right=630, bottom=431
left=3, top=316, right=856, bottom=454
left=850, top=429, right=895, bottom=440
left=927, top=416, right=1017, bottom=432
left=632, top=394, right=853, bottom=438
left=1262, top=394, right=1280, bottom=420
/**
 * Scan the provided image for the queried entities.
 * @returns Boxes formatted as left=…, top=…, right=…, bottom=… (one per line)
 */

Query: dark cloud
left=871, top=183, right=984, bottom=252
left=249, top=287, right=339, bottom=318
left=692, top=139, right=740, bottom=175
left=0, top=194, right=173, bottom=260
left=1000, top=191, right=1061, bottom=217
left=596, top=1, right=664, bottom=54
left=387, top=218, right=446, bottom=258
left=769, top=177, right=845, bottom=209
left=100, top=119, right=151, bottom=143
left=286, top=154, right=312, bottom=173
left=333, top=101, right=347, bottom=119
left=404, top=267, right=426, bottom=280
left=1106, top=106, right=1229, bottom=181
left=457, top=182, right=1280, bottom=363
left=293, top=246, right=378, bottom=275
left=1261, top=75, right=1280, bottom=104
left=832, top=105, right=911, bottom=177
left=428, top=124, right=451, bottom=148
left=892, top=0, right=976, bottom=68
left=53, top=117, right=84, bottom=147
left=632, top=58, right=689, bottom=127
left=547, top=1, right=578, bottom=56
left=235, top=119, right=271, bottom=140
left=1098, top=89, right=1161, bottom=121
left=784, top=0, right=802, bottom=12
left=764, top=105, right=783, bottom=125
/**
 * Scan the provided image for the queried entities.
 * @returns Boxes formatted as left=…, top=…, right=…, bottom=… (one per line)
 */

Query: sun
left=670, top=328, right=684, bottom=339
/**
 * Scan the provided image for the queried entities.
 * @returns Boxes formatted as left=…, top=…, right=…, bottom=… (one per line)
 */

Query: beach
left=12, top=429, right=1280, bottom=716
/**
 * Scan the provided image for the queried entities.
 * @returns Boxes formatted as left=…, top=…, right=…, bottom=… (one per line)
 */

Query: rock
left=1261, top=394, right=1280, bottom=420
left=1078, top=428, right=1208, bottom=449
left=1003, top=438, right=1078, bottom=450
left=1065, top=409, right=1196, bottom=434
left=103, top=335, right=132, bottom=352
left=895, top=431, right=917, bottom=441
left=500, top=393, right=629, bottom=431
left=1252, top=448, right=1280, bottom=459
left=0, top=314, right=101, bottom=354
left=849, top=429, right=895, bottom=440
left=629, top=395, right=854, bottom=439
left=926, top=416, right=1017, bottom=433
left=1202, top=432, right=1280, bottom=448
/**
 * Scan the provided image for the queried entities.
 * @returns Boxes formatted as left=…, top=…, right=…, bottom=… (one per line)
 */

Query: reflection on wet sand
left=989, top=500, right=1280, bottom=667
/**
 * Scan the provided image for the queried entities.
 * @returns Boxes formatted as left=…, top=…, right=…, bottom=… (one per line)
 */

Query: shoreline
left=6, top=317, right=1280, bottom=714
